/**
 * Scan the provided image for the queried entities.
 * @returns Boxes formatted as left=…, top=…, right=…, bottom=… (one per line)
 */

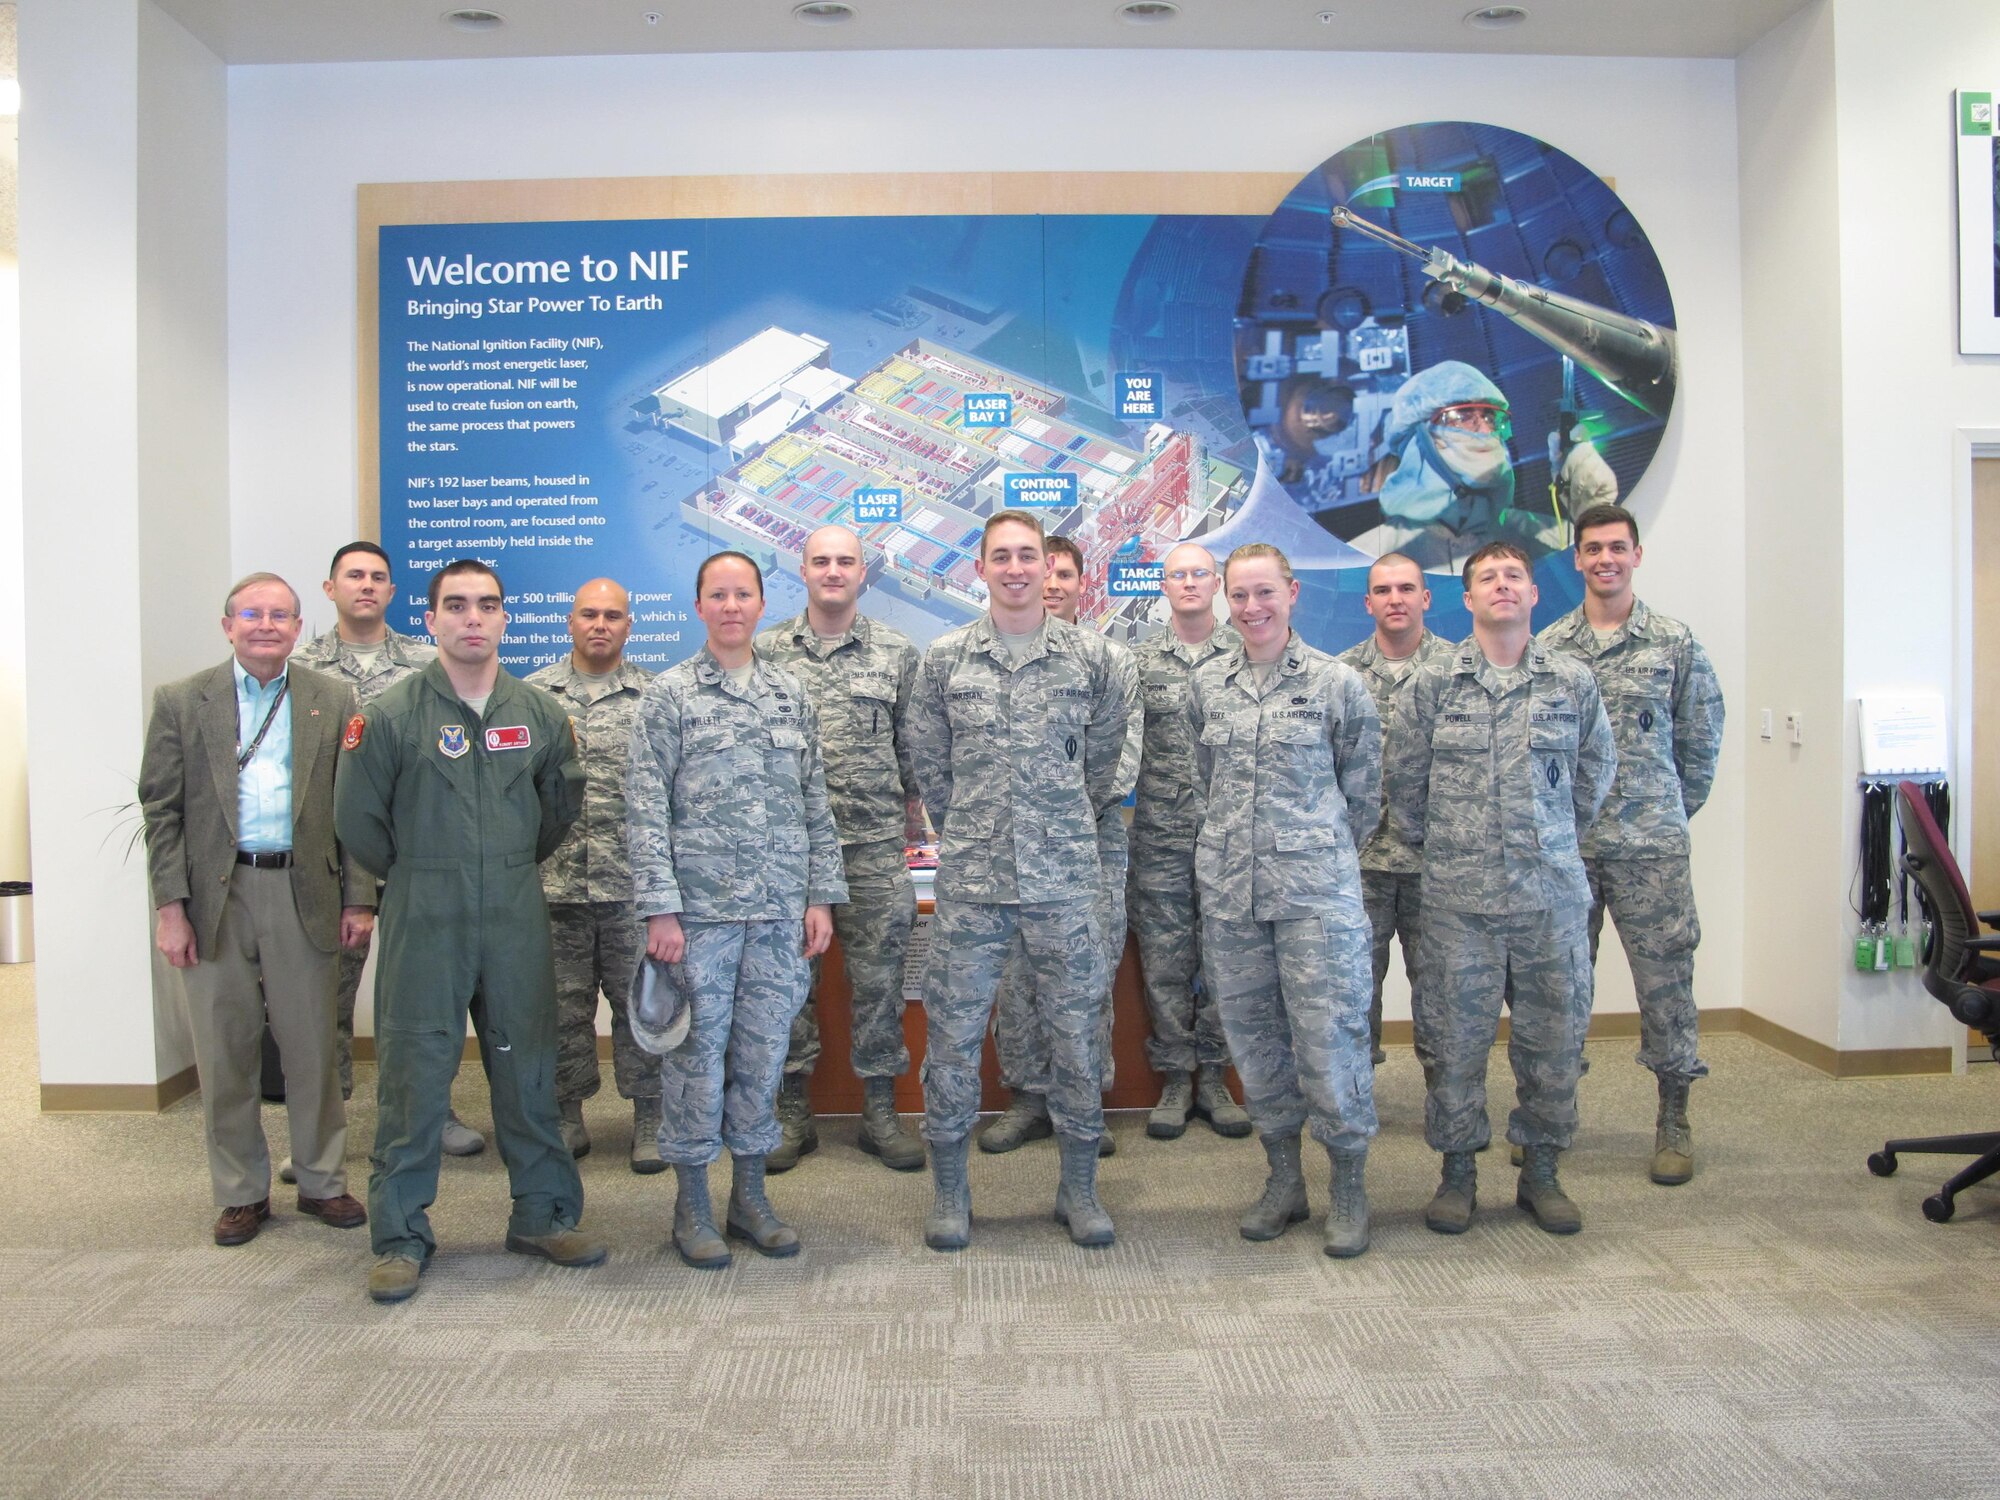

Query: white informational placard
left=1955, top=89, right=2000, bottom=354
left=1859, top=692, right=1950, bottom=777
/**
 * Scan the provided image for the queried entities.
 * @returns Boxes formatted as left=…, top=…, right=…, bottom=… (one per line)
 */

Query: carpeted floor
left=5, top=963, right=2000, bottom=1498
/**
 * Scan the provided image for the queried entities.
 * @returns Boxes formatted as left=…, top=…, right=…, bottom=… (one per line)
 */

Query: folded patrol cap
left=628, top=955, right=691, bottom=1055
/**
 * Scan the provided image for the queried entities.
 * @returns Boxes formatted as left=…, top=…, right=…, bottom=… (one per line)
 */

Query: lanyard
left=237, top=679, right=289, bottom=771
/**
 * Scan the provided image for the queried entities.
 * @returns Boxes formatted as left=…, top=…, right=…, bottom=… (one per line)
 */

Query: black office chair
left=1865, top=781, right=2000, bottom=1222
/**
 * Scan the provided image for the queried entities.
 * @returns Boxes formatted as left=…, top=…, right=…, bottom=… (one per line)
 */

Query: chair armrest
left=1968, top=936, right=2000, bottom=952
left=1979, top=910, right=2000, bottom=931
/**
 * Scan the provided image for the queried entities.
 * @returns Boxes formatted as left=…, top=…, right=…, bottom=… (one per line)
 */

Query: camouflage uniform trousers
left=992, top=848, right=1125, bottom=1096
left=922, top=897, right=1107, bottom=1147
left=1416, top=903, right=1593, bottom=1153
left=1201, top=915, right=1378, bottom=1152
left=656, top=918, right=810, bottom=1166
left=1361, top=868, right=1434, bottom=1073
left=1587, top=856, right=1708, bottom=1084
left=780, top=839, right=917, bottom=1081
left=550, top=901, right=657, bottom=1106
left=1127, top=842, right=1229, bottom=1076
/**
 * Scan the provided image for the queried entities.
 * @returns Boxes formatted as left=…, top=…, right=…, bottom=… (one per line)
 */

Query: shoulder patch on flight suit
left=439, top=724, right=469, bottom=759
left=343, top=713, right=365, bottom=750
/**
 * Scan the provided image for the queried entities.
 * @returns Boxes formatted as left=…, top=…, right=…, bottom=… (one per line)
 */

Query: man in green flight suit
left=335, top=556, right=608, bottom=1303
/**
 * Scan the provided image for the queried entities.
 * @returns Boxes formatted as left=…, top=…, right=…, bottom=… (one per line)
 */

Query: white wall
left=1825, top=0, right=2000, bottom=1053
left=1737, top=2, right=1850, bottom=1050
left=20, top=0, right=225, bottom=1089
left=225, top=45, right=1750, bottom=1036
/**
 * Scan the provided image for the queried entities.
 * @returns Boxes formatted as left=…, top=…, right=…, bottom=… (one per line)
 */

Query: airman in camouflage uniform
left=1337, top=554, right=1457, bottom=1070
left=1385, top=542, right=1616, bottom=1236
left=907, top=513, right=1133, bottom=1251
left=527, top=578, right=658, bottom=1172
left=1129, top=544, right=1244, bottom=1141
left=293, top=542, right=485, bottom=1163
left=628, top=552, right=847, bottom=1269
left=984, top=632, right=1140, bottom=1156
left=756, top=530, right=926, bottom=1175
left=1191, top=544, right=1381, bottom=1256
left=1537, top=502, right=1724, bottom=1185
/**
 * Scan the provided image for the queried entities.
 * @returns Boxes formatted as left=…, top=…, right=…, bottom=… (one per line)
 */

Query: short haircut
left=695, top=549, right=765, bottom=598
left=1044, top=535, right=1085, bottom=575
left=1572, top=502, right=1640, bottom=546
left=223, top=571, right=301, bottom=617
left=981, top=509, right=1045, bottom=556
left=428, top=558, right=505, bottom=612
left=329, top=540, right=393, bottom=579
left=1224, top=542, right=1294, bottom=585
left=1367, top=551, right=1424, bottom=587
left=1461, top=541, right=1533, bottom=589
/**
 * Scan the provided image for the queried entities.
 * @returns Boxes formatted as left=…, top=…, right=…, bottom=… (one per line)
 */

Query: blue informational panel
left=377, top=135, right=1676, bottom=672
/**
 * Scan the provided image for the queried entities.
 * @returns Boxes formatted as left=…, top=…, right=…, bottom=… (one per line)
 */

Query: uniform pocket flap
left=947, top=811, right=996, bottom=839
left=768, top=726, right=807, bottom=749
left=1199, top=722, right=1233, bottom=745
left=1434, top=717, right=1491, bottom=749
left=1274, top=824, right=1339, bottom=852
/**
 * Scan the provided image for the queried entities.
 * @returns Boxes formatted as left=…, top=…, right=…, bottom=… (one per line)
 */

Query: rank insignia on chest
left=486, top=725, right=532, bottom=752
left=438, top=724, right=469, bottom=759
left=1639, top=709, right=1655, bottom=732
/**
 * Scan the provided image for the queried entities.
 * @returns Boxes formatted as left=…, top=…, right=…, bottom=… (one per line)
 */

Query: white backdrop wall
left=224, top=45, right=1749, bottom=1045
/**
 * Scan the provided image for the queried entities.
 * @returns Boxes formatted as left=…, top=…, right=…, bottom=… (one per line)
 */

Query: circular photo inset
left=1234, top=120, right=1677, bottom=578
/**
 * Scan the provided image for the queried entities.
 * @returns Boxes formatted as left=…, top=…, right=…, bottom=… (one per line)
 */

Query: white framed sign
left=1956, top=89, right=2000, bottom=354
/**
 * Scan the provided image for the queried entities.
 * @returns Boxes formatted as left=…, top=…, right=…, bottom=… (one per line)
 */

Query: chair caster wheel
left=1867, top=1151, right=1897, bottom=1177
left=1923, top=1193, right=1955, bottom=1223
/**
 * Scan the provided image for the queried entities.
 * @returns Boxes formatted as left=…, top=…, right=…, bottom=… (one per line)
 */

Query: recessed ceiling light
left=793, top=2, right=856, bottom=23
left=442, top=8, right=506, bottom=31
left=1117, top=2, right=1181, bottom=25
left=1464, top=5, right=1529, bottom=28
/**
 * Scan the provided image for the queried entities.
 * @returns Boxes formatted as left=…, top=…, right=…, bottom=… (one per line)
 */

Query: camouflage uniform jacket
left=907, top=613, right=1134, bottom=906
left=754, top=611, right=921, bottom=847
left=525, top=655, right=655, bottom=904
left=1129, top=624, right=1237, bottom=852
left=292, top=626, right=436, bottom=705
left=1384, top=637, right=1616, bottom=915
left=1187, top=632, right=1381, bottom=927
left=626, top=648, right=847, bottom=922
left=1338, top=630, right=1457, bottom=876
left=1536, top=598, right=1724, bottom=859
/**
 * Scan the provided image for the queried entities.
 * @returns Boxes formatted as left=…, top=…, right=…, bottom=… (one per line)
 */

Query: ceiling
left=149, top=0, right=1813, bottom=67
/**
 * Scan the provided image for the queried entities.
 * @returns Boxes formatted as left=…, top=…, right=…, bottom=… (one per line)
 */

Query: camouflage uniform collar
left=312, top=625, right=428, bottom=671
left=1221, top=630, right=1307, bottom=686
left=692, top=646, right=775, bottom=697
left=1349, top=630, right=1437, bottom=670
left=1146, top=621, right=1235, bottom=666
left=1455, top=637, right=1552, bottom=695
left=969, top=611, right=1063, bottom=663
left=1557, top=596, right=1651, bottom=649
left=780, top=609, right=873, bottom=654
left=540, top=655, right=649, bottom=698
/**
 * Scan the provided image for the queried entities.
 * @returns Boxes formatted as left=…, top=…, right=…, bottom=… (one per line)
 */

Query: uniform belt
left=235, top=849, right=292, bottom=869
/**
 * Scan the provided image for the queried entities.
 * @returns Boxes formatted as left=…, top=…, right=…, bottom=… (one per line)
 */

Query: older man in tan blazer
left=140, top=571, right=378, bottom=1246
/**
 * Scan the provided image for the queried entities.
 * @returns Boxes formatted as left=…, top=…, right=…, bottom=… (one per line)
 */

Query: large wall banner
left=367, top=132, right=1676, bottom=671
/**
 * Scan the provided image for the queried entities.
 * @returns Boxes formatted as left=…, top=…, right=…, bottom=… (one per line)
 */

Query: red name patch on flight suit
left=485, top=725, right=532, bottom=751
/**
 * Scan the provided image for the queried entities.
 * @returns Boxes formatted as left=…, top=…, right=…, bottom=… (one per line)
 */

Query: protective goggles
left=1429, top=402, right=1512, bottom=440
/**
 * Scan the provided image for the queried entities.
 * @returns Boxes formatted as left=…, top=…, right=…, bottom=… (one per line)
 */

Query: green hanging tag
left=1896, top=932, right=1917, bottom=969
left=1855, top=932, right=1877, bottom=971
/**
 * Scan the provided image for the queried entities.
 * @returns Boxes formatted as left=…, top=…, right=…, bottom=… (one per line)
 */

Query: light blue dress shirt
left=234, top=660, right=293, bottom=853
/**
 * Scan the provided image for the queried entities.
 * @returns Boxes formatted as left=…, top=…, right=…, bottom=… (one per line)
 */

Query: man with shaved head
left=756, top=524, right=927, bottom=1173
left=1338, top=552, right=1455, bottom=1069
left=527, top=577, right=661, bottom=1169
left=1124, top=541, right=1249, bottom=1140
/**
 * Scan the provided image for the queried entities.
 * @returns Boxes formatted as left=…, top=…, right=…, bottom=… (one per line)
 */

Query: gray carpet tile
left=5, top=962, right=2000, bottom=1497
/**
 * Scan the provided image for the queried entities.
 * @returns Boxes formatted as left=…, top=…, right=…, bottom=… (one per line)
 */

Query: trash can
left=0, top=881, right=31, bottom=964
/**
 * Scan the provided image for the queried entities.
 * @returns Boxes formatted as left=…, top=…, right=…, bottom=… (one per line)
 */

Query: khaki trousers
left=179, top=865, right=346, bottom=1206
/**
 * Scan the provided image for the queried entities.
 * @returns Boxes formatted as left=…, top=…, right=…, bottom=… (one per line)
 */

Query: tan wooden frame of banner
left=354, top=171, right=1296, bottom=533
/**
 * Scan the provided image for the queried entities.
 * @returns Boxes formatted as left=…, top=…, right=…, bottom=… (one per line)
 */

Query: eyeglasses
left=1431, top=403, right=1511, bottom=440
left=1166, top=568, right=1214, bottom=582
left=234, top=608, right=297, bottom=625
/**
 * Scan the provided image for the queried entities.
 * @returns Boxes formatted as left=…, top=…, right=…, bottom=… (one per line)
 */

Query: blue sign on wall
left=852, top=486, right=903, bottom=524
left=1002, top=472, right=1078, bottom=509
left=1114, top=372, right=1164, bottom=420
